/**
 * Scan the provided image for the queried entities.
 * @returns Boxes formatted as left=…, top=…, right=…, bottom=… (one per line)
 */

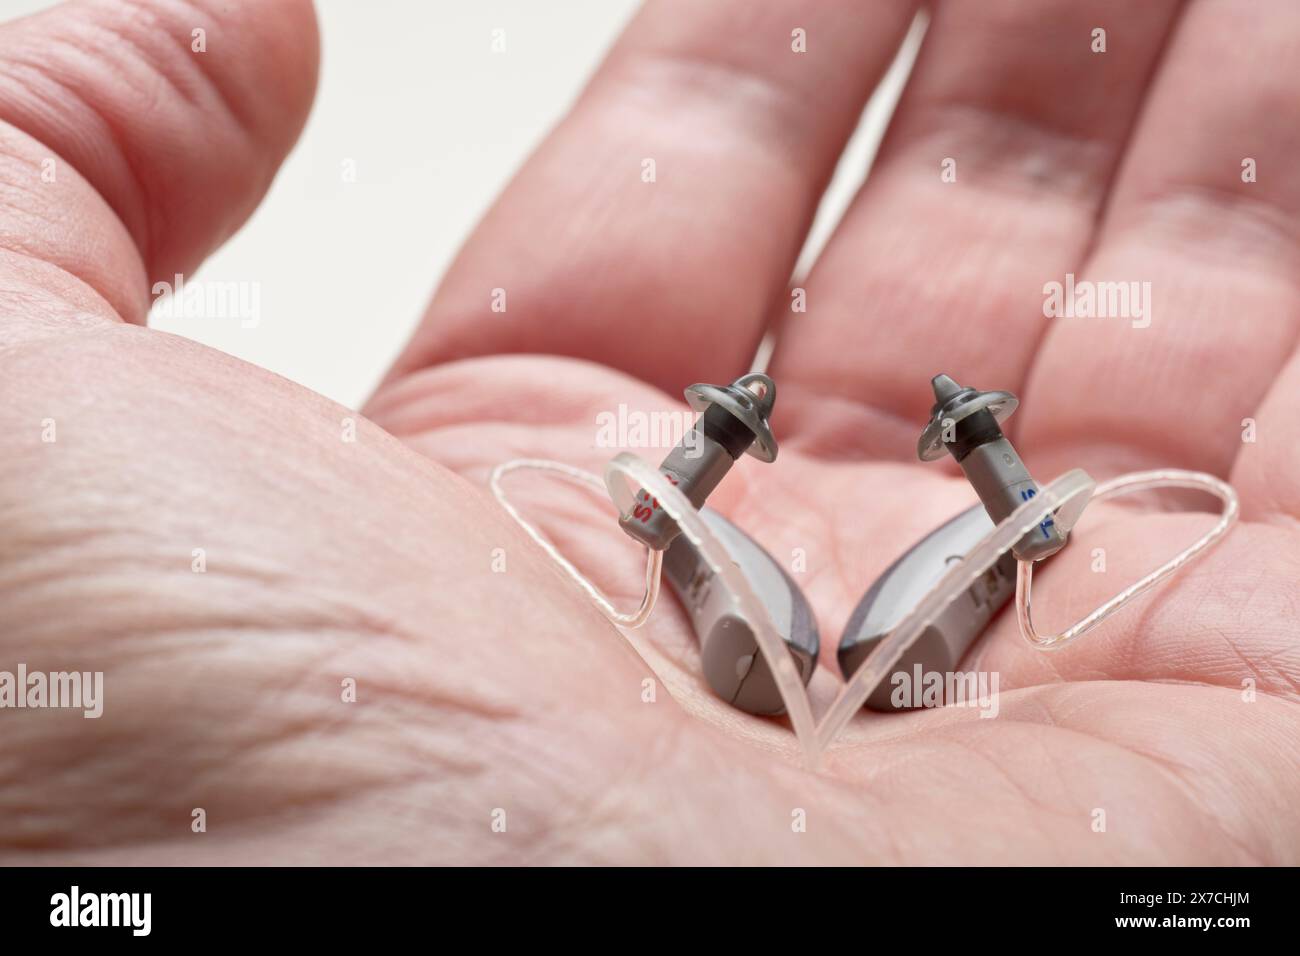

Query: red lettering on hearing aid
left=631, top=473, right=679, bottom=522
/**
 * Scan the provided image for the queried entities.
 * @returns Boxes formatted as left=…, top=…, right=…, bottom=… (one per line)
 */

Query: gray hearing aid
left=837, top=504, right=1014, bottom=711
left=618, top=372, right=817, bottom=716
left=839, top=373, right=1066, bottom=711
left=663, top=509, right=818, bottom=715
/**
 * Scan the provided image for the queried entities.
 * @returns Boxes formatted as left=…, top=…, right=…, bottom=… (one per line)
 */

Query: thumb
left=0, top=0, right=318, bottom=326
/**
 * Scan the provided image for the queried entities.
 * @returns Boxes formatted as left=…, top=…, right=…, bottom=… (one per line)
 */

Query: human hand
left=3, top=0, right=1297, bottom=864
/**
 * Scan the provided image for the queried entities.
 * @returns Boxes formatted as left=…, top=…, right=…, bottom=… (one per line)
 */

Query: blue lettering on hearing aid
left=1020, top=487, right=1055, bottom=539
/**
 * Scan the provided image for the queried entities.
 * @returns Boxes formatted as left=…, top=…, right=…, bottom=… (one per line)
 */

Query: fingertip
left=0, top=0, right=324, bottom=294
left=195, top=0, right=322, bottom=163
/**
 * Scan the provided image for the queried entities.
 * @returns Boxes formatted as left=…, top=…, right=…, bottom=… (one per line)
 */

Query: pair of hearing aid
left=611, top=370, right=1059, bottom=715
left=492, top=370, right=1239, bottom=725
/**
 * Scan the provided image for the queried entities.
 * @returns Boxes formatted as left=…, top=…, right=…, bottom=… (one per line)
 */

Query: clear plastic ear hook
left=815, top=467, right=1098, bottom=755
left=1016, top=469, right=1239, bottom=650
left=489, top=458, right=663, bottom=627
left=487, top=373, right=780, bottom=630
left=830, top=376, right=1244, bottom=750
left=605, top=453, right=822, bottom=765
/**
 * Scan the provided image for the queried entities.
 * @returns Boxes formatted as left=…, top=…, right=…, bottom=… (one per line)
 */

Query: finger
left=769, top=0, right=1182, bottom=457
left=1231, top=349, right=1300, bottom=522
left=0, top=0, right=318, bottom=326
left=379, top=0, right=920, bottom=399
left=1019, top=0, right=1300, bottom=480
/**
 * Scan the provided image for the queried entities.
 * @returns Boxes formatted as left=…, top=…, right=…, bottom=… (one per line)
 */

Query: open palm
left=3, top=0, right=1297, bottom=864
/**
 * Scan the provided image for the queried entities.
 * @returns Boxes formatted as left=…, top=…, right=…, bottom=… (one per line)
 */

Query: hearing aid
left=839, top=373, right=1061, bottom=710
left=838, top=503, right=1014, bottom=711
left=663, top=507, right=819, bottom=716
left=619, top=372, right=815, bottom=715
left=618, top=373, right=778, bottom=553
left=493, top=370, right=810, bottom=715
left=917, top=374, right=1068, bottom=563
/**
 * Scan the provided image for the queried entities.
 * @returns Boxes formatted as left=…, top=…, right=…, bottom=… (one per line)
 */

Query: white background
left=8, top=0, right=917, bottom=409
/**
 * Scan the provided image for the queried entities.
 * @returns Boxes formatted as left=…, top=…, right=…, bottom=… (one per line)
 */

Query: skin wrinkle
left=600, top=0, right=918, bottom=180
left=0, top=44, right=156, bottom=281
left=1061, top=4, right=1190, bottom=267
left=0, top=618, right=519, bottom=853
left=0, top=135, right=147, bottom=320
left=0, top=172, right=62, bottom=231
left=99, top=0, right=205, bottom=113
left=967, top=694, right=1249, bottom=863
left=0, top=62, right=132, bottom=242
left=463, top=728, right=620, bottom=861
left=1150, top=528, right=1300, bottom=701
left=43, top=28, right=165, bottom=111
left=1007, top=0, right=1187, bottom=378
left=518, top=710, right=690, bottom=864
left=1106, top=184, right=1300, bottom=273
left=1093, top=728, right=1263, bottom=865
left=7, top=737, right=429, bottom=854
left=1055, top=681, right=1279, bottom=822
left=887, top=102, right=1119, bottom=201
left=606, top=51, right=837, bottom=183
left=862, top=752, right=1072, bottom=862
left=939, top=733, right=1073, bottom=864
left=3, top=538, right=304, bottom=618
left=0, top=270, right=129, bottom=343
